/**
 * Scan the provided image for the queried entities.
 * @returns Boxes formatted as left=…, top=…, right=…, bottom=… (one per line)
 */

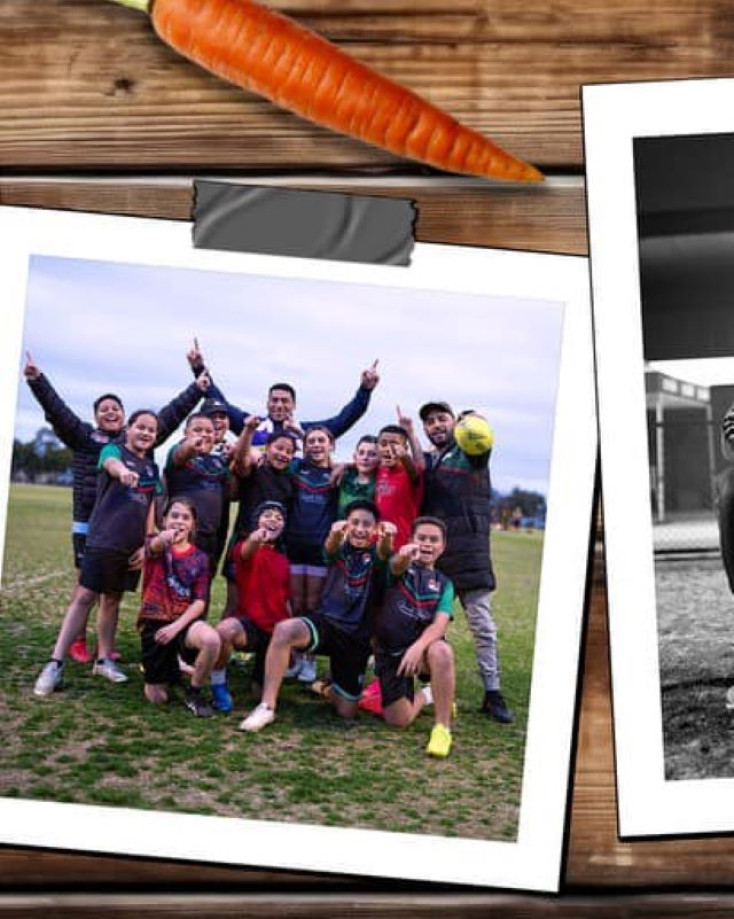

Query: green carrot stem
left=107, top=0, right=151, bottom=12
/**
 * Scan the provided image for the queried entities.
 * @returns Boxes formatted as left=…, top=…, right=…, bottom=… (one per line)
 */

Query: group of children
left=28, top=347, right=463, bottom=758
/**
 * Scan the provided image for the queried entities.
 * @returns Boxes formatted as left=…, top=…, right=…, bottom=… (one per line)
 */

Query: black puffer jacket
left=27, top=374, right=203, bottom=525
left=421, top=441, right=495, bottom=592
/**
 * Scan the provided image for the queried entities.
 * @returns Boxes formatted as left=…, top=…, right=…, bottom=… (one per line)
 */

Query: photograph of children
left=0, top=206, right=595, bottom=889
left=584, top=78, right=734, bottom=837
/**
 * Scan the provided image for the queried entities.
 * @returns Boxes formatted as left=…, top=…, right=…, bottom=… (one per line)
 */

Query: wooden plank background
left=3, top=0, right=734, bottom=910
left=3, top=0, right=734, bottom=173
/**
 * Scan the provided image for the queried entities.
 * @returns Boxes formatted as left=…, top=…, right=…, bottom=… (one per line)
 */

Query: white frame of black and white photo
left=584, top=78, right=734, bottom=837
left=0, top=205, right=595, bottom=891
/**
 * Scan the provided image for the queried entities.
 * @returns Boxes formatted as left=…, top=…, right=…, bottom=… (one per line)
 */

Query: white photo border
left=0, top=205, right=596, bottom=891
left=583, top=78, right=734, bottom=837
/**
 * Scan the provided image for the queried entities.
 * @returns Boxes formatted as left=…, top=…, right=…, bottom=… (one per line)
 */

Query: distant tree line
left=493, top=487, right=547, bottom=529
left=12, top=428, right=73, bottom=483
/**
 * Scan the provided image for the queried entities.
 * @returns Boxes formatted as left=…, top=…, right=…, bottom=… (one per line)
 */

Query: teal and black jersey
left=375, top=564, right=454, bottom=654
left=319, top=542, right=386, bottom=637
left=165, top=444, right=230, bottom=542
left=86, top=444, right=162, bottom=555
left=337, top=467, right=376, bottom=519
left=286, top=458, right=337, bottom=550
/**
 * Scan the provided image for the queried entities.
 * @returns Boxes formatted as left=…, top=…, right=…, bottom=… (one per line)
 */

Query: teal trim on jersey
left=98, top=443, right=122, bottom=468
left=438, top=581, right=455, bottom=617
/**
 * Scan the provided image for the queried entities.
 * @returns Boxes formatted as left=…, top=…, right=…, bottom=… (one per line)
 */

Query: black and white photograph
left=584, top=78, right=734, bottom=836
left=0, top=205, right=596, bottom=891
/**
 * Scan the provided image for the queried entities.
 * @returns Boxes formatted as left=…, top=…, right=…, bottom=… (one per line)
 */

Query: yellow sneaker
left=426, top=723, right=452, bottom=758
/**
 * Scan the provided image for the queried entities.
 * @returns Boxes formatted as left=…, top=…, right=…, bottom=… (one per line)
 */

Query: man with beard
left=418, top=401, right=513, bottom=724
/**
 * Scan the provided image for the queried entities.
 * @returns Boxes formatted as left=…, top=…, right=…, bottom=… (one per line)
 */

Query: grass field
left=657, top=556, right=734, bottom=780
left=0, top=484, right=542, bottom=840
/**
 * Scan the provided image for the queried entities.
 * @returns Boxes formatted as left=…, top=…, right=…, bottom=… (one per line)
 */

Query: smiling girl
left=284, top=425, right=339, bottom=683
left=137, top=497, right=219, bottom=717
left=34, top=410, right=163, bottom=697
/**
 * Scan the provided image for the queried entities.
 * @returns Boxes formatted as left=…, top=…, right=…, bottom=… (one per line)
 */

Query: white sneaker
left=34, top=661, right=64, bottom=697
left=92, top=658, right=128, bottom=684
left=284, top=656, right=303, bottom=679
left=297, top=656, right=317, bottom=683
left=238, top=702, right=276, bottom=732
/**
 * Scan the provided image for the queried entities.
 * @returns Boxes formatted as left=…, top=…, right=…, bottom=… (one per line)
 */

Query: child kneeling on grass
left=238, top=500, right=396, bottom=732
left=375, top=516, right=456, bottom=758
left=137, top=497, right=220, bottom=718
left=210, top=500, right=291, bottom=713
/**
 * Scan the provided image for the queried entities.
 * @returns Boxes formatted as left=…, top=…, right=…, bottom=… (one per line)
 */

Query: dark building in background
left=646, top=370, right=715, bottom=521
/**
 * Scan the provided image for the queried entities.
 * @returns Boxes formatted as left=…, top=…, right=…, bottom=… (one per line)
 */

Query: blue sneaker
left=211, top=682, right=233, bottom=713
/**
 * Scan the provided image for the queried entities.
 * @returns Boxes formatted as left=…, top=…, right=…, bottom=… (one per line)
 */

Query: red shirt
left=375, top=464, right=423, bottom=550
left=231, top=541, right=291, bottom=633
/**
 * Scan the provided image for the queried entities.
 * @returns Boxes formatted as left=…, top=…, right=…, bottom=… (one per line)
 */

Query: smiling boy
left=165, top=411, right=232, bottom=574
left=375, top=516, right=456, bottom=758
left=238, top=500, right=396, bottom=732
left=211, top=500, right=292, bottom=712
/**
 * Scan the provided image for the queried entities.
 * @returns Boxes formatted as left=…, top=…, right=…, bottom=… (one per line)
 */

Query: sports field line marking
left=1, top=569, right=69, bottom=594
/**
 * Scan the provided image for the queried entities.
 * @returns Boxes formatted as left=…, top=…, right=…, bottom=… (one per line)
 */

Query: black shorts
left=229, top=615, right=271, bottom=685
left=79, top=547, right=141, bottom=595
left=72, top=532, right=87, bottom=570
left=301, top=613, right=370, bottom=702
left=286, top=538, right=325, bottom=568
left=139, top=619, right=197, bottom=686
left=375, top=649, right=418, bottom=708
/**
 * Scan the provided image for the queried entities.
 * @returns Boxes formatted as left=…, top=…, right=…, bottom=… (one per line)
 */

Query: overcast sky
left=14, top=255, right=564, bottom=496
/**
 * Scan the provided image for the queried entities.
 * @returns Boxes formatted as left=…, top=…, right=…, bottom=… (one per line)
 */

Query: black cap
left=419, top=401, right=454, bottom=421
left=252, top=500, right=288, bottom=527
left=201, top=398, right=228, bottom=416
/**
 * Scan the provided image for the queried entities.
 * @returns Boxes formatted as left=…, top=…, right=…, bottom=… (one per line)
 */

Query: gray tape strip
left=193, top=182, right=415, bottom=266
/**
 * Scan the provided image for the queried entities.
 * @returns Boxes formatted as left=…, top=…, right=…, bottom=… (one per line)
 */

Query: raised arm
left=154, top=367, right=211, bottom=446
left=396, top=405, right=425, bottom=472
left=390, top=542, right=420, bottom=576
left=23, top=352, right=92, bottom=450
left=230, top=414, right=261, bottom=477
left=186, top=337, right=249, bottom=435
left=303, top=360, right=380, bottom=439
left=324, top=519, right=349, bottom=557
left=375, top=521, right=397, bottom=561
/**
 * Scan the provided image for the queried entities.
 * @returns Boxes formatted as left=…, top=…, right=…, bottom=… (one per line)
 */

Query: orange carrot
left=110, top=0, right=543, bottom=182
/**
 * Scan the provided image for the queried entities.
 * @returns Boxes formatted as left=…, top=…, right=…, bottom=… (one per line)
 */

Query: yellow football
left=454, top=414, right=494, bottom=455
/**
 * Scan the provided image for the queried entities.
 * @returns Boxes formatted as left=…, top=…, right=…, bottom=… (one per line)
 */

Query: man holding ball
left=419, top=401, right=513, bottom=724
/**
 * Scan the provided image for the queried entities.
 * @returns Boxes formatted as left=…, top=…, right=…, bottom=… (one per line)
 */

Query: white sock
left=211, top=668, right=227, bottom=685
left=421, top=685, right=434, bottom=706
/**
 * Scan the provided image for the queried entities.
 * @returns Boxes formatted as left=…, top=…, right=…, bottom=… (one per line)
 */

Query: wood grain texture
left=2, top=0, right=734, bottom=173
left=0, top=177, right=588, bottom=254
left=7, top=892, right=734, bottom=917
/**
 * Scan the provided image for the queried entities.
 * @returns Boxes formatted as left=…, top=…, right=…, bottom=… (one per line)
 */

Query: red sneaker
left=69, top=639, right=93, bottom=664
left=358, top=679, right=383, bottom=716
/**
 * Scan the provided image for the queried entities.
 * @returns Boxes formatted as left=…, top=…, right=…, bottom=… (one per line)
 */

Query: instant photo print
left=585, top=78, right=734, bottom=837
left=0, top=205, right=595, bottom=890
